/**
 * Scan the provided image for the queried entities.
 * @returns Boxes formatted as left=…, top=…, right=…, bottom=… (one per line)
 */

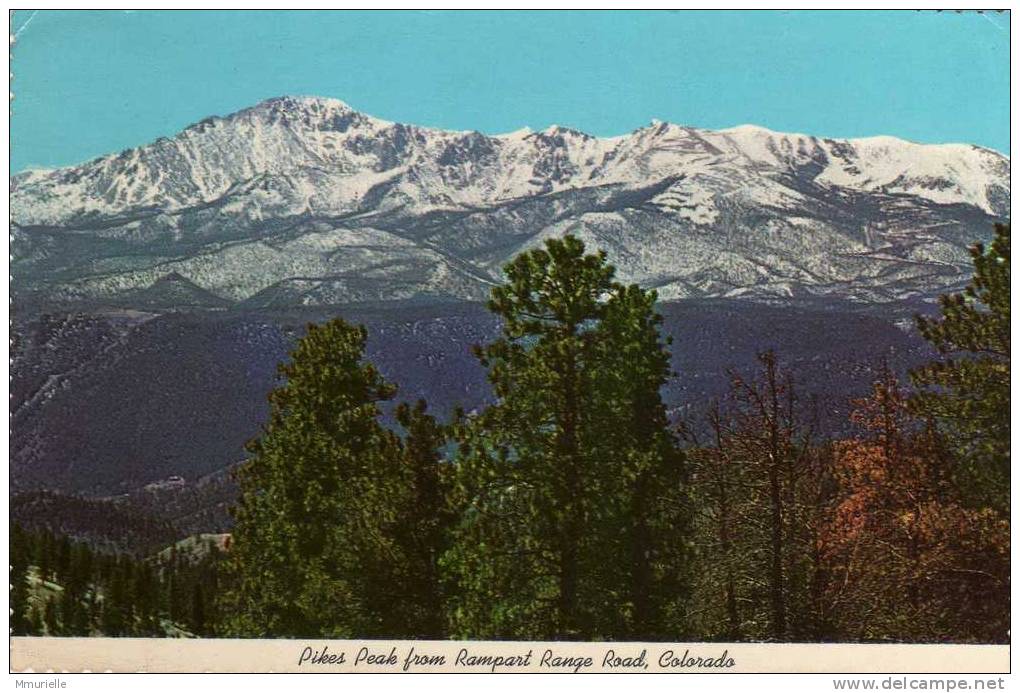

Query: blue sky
left=10, top=10, right=1010, bottom=172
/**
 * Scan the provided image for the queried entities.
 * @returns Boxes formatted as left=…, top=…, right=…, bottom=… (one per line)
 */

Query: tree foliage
left=911, top=223, right=1010, bottom=510
left=219, top=319, right=450, bottom=638
left=821, top=372, right=1009, bottom=642
left=443, top=236, right=690, bottom=640
left=9, top=525, right=223, bottom=637
left=220, top=319, right=405, bottom=637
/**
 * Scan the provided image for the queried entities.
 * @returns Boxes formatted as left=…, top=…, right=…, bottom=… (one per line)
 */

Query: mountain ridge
left=13, top=95, right=1009, bottom=177
left=11, top=95, right=1010, bottom=308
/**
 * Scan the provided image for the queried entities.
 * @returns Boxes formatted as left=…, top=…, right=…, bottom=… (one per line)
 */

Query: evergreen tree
left=166, top=548, right=188, bottom=624
left=445, top=235, right=688, bottom=639
left=59, top=587, right=88, bottom=636
left=43, top=599, right=59, bottom=636
left=87, top=590, right=102, bottom=636
left=911, top=223, right=1010, bottom=511
left=10, top=524, right=31, bottom=635
left=7, top=526, right=227, bottom=638
left=59, top=542, right=94, bottom=636
left=56, top=536, right=72, bottom=583
left=592, top=283, right=691, bottom=639
left=200, top=543, right=223, bottom=633
left=35, top=532, right=54, bottom=585
left=28, top=607, right=44, bottom=637
left=220, top=318, right=414, bottom=637
left=133, top=562, right=160, bottom=636
left=190, top=582, right=206, bottom=636
left=393, top=399, right=451, bottom=637
left=100, top=557, right=133, bottom=636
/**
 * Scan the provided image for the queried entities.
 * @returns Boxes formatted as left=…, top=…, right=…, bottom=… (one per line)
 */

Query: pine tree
left=56, top=536, right=72, bottom=583
left=220, top=318, right=413, bottom=637
left=166, top=548, right=188, bottom=625
left=35, top=532, right=54, bottom=585
left=100, top=557, right=133, bottom=636
left=190, top=582, right=206, bottom=636
left=28, top=607, right=44, bottom=636
left=133, top=562, right=160, bottom=636
left=911, top=223, right=1010, bottom=511
left=10, top=524, right=31, bottom=635
left=445, top=235, right=689, bottom=639
left=393, top=399, right=451, bottom=637
left=59, top=587, right=86, bottom=636
left=43, top=599, right=59, bottom=636
left=590, top=283, right=691, bottom=638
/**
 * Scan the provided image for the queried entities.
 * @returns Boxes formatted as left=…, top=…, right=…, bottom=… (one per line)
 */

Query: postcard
left=8, top=7, right=1011, bottom=680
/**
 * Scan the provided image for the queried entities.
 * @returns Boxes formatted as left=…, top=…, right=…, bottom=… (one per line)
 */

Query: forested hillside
left=12, top=226, right=1009, bottom=643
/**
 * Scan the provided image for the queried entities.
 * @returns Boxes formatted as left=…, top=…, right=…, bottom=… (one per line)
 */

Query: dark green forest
left=10, top=524, right=224, bottom=637
left=11, top=224, right=1010, bottom=643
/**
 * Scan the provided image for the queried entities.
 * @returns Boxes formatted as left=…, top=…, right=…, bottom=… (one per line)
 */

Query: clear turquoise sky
left=10, top=9, right=1010, bottom=172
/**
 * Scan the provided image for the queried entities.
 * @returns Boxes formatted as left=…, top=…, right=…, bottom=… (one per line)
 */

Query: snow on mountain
left=10, top=96, right=1010, bottom=308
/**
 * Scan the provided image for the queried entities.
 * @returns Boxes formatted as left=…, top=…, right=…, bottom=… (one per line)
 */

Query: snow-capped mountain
left=11, top=96, right=1009, bottom=307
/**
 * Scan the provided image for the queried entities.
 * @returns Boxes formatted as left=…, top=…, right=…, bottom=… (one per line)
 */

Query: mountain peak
left=539, top=124, right=592, bottom=138
left=637, top=119, right=686, bottom=136
left=253, top=95, right=357, bottom=112
left=237, top=95, right=371, bottom=123
left=179, top=96, right=362, bottom=131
